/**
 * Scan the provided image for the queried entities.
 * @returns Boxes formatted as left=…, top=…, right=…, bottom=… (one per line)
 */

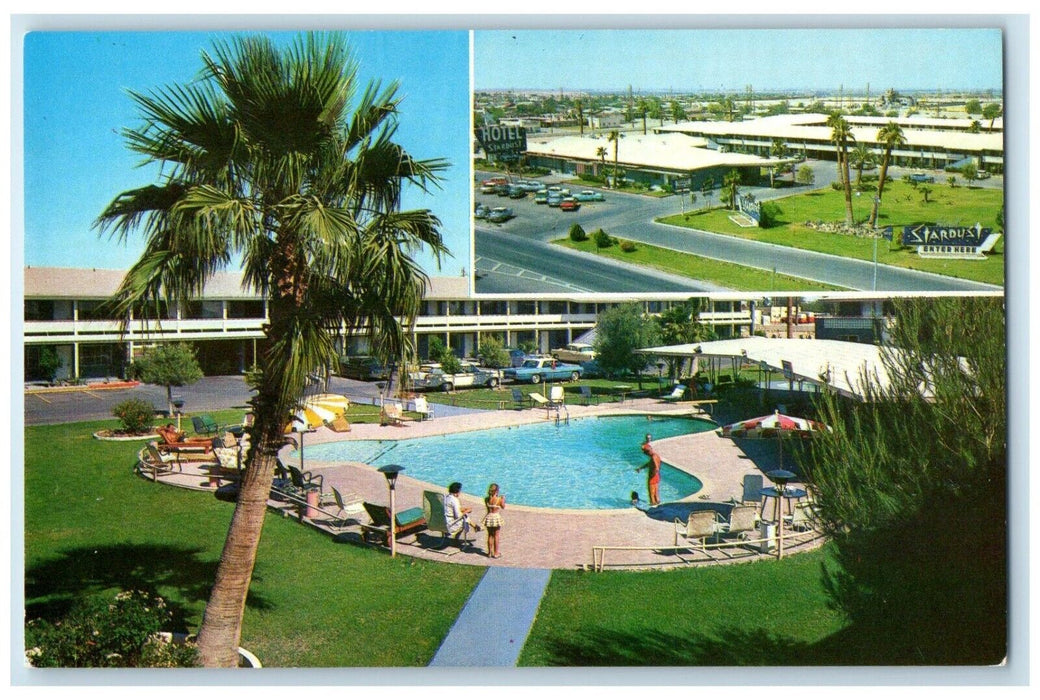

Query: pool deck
left=146, top=398, right=824, bottom=571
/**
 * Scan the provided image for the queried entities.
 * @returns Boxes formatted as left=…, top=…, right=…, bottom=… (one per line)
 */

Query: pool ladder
left=554, top=404, right=570, bottom=426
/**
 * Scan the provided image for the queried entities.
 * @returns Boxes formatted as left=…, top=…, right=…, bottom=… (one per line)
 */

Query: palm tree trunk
left=869, top=148, right=893, bottom=227
left=840, top=144, right=854, bottom=225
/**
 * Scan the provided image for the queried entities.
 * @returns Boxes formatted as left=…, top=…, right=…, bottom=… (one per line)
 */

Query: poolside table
left=760, top=486, right=808, bottom=522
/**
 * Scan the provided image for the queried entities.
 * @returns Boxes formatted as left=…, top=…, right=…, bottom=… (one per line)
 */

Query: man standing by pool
left=636, top=435, right=662, bottom=506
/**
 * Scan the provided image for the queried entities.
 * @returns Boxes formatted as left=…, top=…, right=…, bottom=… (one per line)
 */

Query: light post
left=766, top=469, right=796, bottom=559
left=378, top=465, right=404, bottom=557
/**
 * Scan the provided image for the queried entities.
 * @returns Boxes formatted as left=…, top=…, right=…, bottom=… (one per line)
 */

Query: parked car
left=493, top=183, right=510, bottom=196
left=909, top=172, right=935, bottom=183
left=976, top=170, right=991, bottom=179
left=482, top=177, right=507, bottom=187
left=551, top=342, right=597, bottom=364
left=487, top=207, right=514, bottom=223
left=574, top=190, right=605, bottom=202
left=503, top=356, right=583, bottom=384
left=546, top=194, right=563, bottom=207
left=414, top=362, right=502, bottom=391
left=338, top=355, right=391, bottom=381
left=560, top=197, right=580, bottom=211
left=503, top=347, right=529, bottom=367
left=474, top=204, right=490, bottom=219
left=479, top=184, right=496, bottom=194
left=518, top=180, right=544, bottom=192
left=508, top=186, right=527, bottom=199
left=533, top=192, right=548, bottom=204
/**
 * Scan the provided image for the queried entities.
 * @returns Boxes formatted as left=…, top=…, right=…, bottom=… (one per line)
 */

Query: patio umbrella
left=288, top=394, right=350, bottom=473
left=718, top=410, right=830, bottom=470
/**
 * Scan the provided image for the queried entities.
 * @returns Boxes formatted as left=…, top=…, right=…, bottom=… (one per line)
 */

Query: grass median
left=658, top=181, right=1004, bottom=286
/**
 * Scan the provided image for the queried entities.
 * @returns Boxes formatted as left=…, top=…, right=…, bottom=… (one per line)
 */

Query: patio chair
left=529, top=392, right=551, bottom=407
left=191, top=414, right=222, bottom=436
left=674, top=509, right=719, bottom=553
left=421, top=490, right=473, bottom=555
left=287, top=465, right=333, bottom=505
left=579, top=385, right=598, bottom=406
left=511, top=388, right=530, bottom=409
left=715, top=504, right=759, bottom=544
left=138, top=443, right=181, bottom=481
left=380, top=402, right=404, bottom=426
left=787, top=502, right=819, bottom=532
left=741, top=474, right=764, bottom=505
left=413, top=396, right=434, bottom=421
left=361, top=501, right=426, bottom=546
left=661, top=384, right=687, bottom=402
left=549, top=385, right=565, bottom=407
left=329, top=486, right=365, bottom=529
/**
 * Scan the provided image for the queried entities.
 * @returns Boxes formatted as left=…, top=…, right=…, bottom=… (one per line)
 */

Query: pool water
left=302, top=415, right=712, bottom=509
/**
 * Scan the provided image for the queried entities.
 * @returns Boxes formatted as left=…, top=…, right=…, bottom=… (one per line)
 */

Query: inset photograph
left=472, top=29, right=1004, bottom=295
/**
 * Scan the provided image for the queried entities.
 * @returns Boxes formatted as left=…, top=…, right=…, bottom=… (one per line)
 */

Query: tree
left=805, top=297, right=1005, bottom=663
left=827, top=111, right=855, bottom=225
left=982, top=102, right=1002, bottom=129
left=595, top=145, right=608, bottom=178
left=968, top=120, right=982, bottom=134
left=769, top=138, right=790, bottom=187
left=568, top=222, right=587, bottom=242
left=37, top=347, right=63, bottom=383
left=574, top=96, right=585, bottom=136
left=869, top=121, right=906, bottom=227
left=796, top=164, right=815, bottom=187
left=607, top=130, right=622, bottom=188
left=477, top=335, right=510, bottom=370
left=669, top=100, right=685, bottom=124
left=130, top=343, right=203, bottom=418
left=961, top=162, right=978, bottom=187
left=848, top=143, right=874, bottom=189
left=722, top=169, right=741, bottom=210
left=918, top=184, right=933, bottom=203
left=636, top=97, right=649, bottom=135
left=647, top=97, right=663, bottom=127
left=656, top=299, right=712, bottom=380
left=95, top=34, right=448, bottom=666
left=593, top=303, right=661, bottom=386
left=964, top=98, right=982, bottom=115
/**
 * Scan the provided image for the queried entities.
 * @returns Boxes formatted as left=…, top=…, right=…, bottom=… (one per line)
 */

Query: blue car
left=573, top=190, right=605, bottom=202
left=908, top=173, right=935, bottom=183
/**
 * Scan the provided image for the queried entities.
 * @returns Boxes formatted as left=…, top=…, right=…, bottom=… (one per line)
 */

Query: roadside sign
left=781, top=360, right=793, bottom=380
left=901, top=223, right=990, bottom=247
left=475, top=125, right=527, bottom=163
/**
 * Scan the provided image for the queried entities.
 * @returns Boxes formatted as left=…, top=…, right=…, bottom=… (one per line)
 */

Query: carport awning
left=639, top=337, right=897, bottom=400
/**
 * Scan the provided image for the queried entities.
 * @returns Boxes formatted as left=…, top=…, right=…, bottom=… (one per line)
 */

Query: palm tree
left=769, top=138, right=790, bottom=188
left=722, top=169, right=741, bottom=210
left=827, top=111, right=855, bottom=226
left=595, top=145, right=608, bottom=179
left=657, top=298, right=711, bottom=379
left=94, top=34, right=448, bottom=667
left=636, top=97, right=649, bottom=135
left=670, top=100, right=685, bottom=124
left=869, top=121, right=906, bottom=227
left=607, top=130, right=622, bottom=188
left=849, top=143, right=875, bottom=189
left=574, top=96, right=585, bottom=136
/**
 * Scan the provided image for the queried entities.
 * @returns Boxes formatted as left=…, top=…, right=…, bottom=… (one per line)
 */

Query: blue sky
left=475, top=28, right=1004, bottom=93
left=21, top=30, right=471, bottom=277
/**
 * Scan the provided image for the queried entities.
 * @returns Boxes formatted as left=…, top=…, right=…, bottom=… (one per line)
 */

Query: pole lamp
left=766, top=469, right=796, bottom=559
left=378, top=465, right=405, bottom=557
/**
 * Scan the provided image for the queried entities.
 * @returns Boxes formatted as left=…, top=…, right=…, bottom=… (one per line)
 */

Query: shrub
left=619, top=240, right=637, bottom=253
left=112, top=398, right=155, bottom=434
left=593, top=228, right=613, bottom=248
left=25, top=590, right=198, bottom=668
left=568, top=223, right=587, bottom=242
left=759, top=201, right=783, bottom=228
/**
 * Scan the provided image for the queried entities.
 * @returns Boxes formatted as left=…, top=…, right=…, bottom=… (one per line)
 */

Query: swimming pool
left=302, top=415, right=713, bottom=510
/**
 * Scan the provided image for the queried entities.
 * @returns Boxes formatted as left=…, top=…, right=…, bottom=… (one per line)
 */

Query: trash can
left=302, top=487, right=320, bottom=520
left=758, top=521, right=776, bottom=553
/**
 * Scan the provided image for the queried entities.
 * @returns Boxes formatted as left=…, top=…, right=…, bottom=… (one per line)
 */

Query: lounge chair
left=138, top=443, right=182, bottom=481
left=380, top=402, right=404, bottom=426
left=327, top=415, right=351, bottom=433
left=529, top=392, right=550, bottom=407
left=511, top=388, right=530, bottom=409
left=674, top=510, right=718, bottom=553
left=579, top=385, right=598, bottom=406
left=361, top=501, right=426, bottom=546
left=413, top=396, right=434, bottom=421
left=661, top=384, right=687, bottom=402
left=156, top=425, right=214, bottom=453
left=421, top=490, right=473, bottom=555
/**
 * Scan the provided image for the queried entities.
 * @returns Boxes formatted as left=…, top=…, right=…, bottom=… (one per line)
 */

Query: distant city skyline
left=474, top=28, right=1004, bottom=94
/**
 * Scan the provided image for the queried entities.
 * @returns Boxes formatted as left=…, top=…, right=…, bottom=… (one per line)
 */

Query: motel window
left=514, top=300, right=536, bottom=315
left=77, top=300, right=119, bottom=321
left=479, top=300, right=508, bottom=316
left=227, top=300, right=265, bottom=319
left=185, top=300, right=224, bottom=319
left=25, top=299, right=55, bottom=321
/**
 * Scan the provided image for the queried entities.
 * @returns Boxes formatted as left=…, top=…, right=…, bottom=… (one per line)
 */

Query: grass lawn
left=659, top=181, right=1004, bottom=286
left=24, top=409, right=856, bottom=668
left=520, top=548, right=846, bottom=666
left=555, top=237, right=846, bottom=292
left=23, top=416, right=484, bottom=667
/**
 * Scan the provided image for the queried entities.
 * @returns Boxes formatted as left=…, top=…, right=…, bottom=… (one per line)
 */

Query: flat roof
left=658, top=113, right=1003, bottom=154
left=525, top=133, right=784, bottom=173
left=641, top=336, right=895, bottom=400
left=24, top=267, right=471, bottom=301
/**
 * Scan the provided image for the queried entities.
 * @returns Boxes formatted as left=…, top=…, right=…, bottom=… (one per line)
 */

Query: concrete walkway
left=429, top=567, right=551, bottom=667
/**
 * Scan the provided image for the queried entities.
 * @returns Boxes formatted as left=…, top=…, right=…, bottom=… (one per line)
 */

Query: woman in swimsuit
left=484, top=483, right=505, bottom=558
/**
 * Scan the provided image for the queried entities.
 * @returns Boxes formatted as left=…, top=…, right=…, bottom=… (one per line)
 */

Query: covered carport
left=640, top=336, right=895, bottom=401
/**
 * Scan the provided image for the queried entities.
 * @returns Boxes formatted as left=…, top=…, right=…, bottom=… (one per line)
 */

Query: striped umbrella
left=718, top=411, right=830, bottom=469
left=291, top=393, right=351, bottom=430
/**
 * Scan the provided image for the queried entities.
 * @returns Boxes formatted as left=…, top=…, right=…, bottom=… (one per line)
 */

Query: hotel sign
left=475, top=125, right=527, bottom=162
left=901, top=223, right=990, bottom=247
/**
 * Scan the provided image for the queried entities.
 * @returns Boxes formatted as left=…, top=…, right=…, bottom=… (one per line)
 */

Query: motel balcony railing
left=24, top=317, right=268, bottom=344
